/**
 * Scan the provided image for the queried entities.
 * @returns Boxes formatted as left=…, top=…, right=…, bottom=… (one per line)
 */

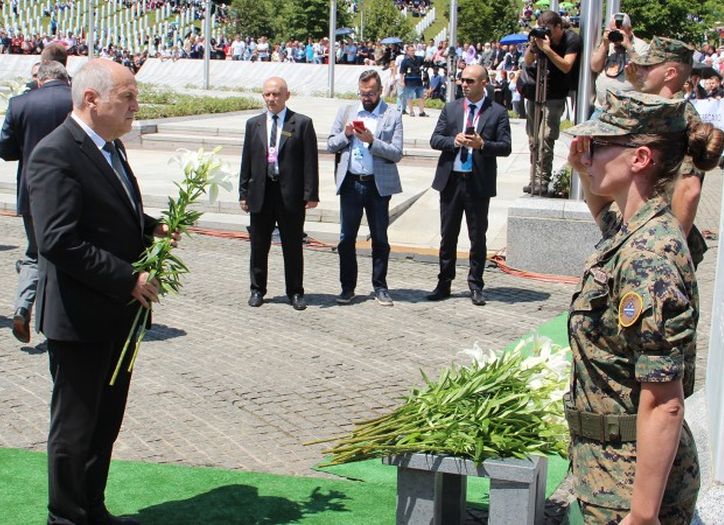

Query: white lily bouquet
left=110, top=147, right=233, bottom=385
left=310, top=336, right=570, bottom=466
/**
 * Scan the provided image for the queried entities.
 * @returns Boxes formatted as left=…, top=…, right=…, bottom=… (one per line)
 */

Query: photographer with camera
left=590, top=13, right=648, bottom=117
left=523, top=10, right=581, bottom=195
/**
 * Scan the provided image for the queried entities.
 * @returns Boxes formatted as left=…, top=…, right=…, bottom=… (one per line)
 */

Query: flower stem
left=109, top=305, right=144, bottom=386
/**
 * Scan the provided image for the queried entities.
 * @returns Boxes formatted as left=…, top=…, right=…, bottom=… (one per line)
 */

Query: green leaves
left=109, top=148, right=232, bottom=386
left=314, top=341, right=571, bottom=466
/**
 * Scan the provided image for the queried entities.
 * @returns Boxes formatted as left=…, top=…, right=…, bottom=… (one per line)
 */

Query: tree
left=228, top=0, right=275, bottom=39
left=454, top=0, right=519, bottom=45
left=276, top=0, right=353, bottom=42
left=621, top=0, right=707, bottom=44
left=361, top=0, right=415, bottom=43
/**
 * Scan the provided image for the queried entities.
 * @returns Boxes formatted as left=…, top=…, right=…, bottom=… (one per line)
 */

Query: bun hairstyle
left=687, top=122, right=724, bottom=172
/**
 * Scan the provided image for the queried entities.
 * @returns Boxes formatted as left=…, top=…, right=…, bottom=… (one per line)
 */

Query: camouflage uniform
left=631, top=36, right=708, bottom=268
left=565, top=92, right=700, bottom=523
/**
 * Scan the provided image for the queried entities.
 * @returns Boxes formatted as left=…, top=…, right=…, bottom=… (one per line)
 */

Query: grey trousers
left=526, top=98, right=566, bottom=185
left=15, top=214, right=37, bottom=312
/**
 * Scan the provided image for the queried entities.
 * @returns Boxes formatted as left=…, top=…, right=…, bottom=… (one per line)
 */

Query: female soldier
left=565, top=90, right=723, bottom=524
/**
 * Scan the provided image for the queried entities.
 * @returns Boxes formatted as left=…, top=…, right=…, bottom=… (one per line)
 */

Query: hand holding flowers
left=109, top=147, right=233, bottom=385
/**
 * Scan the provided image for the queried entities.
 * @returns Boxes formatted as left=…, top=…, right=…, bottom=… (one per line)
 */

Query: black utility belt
left=565, top=406, right=637, bottom=443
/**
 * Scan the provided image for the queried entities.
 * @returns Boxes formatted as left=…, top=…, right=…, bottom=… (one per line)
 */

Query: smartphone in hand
left=465, top=126, right=476, bottom=136
left=353, top=120, right=367, bottom=133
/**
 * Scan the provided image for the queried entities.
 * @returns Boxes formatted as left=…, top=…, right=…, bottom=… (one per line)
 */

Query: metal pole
left=328, top=0, right=336, bottom=98
left=360, top=0, right=364, bottom=42
left=87, top=0, right=94, bottom=59
left=446, top=0, right=457, bottom=102
left=571, top=0, right=603, bottom=200
left=605, top=0, right=620, bottom=23
left=203, top=0, right=211, bottom=90
left=550, top=0, right=559, bottom=12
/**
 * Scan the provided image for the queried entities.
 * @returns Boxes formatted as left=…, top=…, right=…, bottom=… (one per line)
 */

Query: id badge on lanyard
left=267, top=146, right=278, bottom=165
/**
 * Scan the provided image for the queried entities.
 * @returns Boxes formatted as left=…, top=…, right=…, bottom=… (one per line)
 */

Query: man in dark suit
left=0, top=60, right=72, bottom=343
left=427, top=64, right=511, bottom=305
left=239, top=76, right=319, bottom=311
left=26, top=59, right=171, bottom=525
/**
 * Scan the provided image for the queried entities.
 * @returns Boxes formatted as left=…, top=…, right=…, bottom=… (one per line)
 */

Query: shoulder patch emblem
left=619, top=291, right=644, bottom=328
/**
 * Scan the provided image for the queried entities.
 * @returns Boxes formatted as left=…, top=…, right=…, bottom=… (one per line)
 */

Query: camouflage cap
left=567, top=90, right=687, bottom=136
left=631, top=36, right=694, bottom=66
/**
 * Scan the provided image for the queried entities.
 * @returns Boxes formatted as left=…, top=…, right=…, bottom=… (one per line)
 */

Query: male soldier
left=626, top=36, right=708, bottom=268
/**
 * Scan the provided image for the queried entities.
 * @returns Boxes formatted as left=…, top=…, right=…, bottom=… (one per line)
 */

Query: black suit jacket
left=0, top=81, right=72, bottom=215
left=25, top=116, right=157, bottom=342
left=238, top=109, right=319, bottom=214
left=430, top=96, right=511, bottom=198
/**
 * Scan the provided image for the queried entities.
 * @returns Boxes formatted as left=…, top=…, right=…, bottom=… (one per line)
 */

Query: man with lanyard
left=327, top=70, right=404, bottom=306
left=427, top=65, right=511, bottom=305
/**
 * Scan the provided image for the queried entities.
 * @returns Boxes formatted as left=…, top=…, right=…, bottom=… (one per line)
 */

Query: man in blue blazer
left=0, top=60, right=72, bottom=343
left=328, top=70, right=403, bottom=306
left=427, top=65, right=511, bottom=305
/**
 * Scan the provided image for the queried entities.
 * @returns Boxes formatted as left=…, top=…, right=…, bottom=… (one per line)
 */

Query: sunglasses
left=589, top=139, right=656, bottom=165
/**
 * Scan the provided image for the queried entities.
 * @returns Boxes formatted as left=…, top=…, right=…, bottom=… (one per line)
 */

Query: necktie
left=460, top=104, right=476, bottom=164
left=268, top=114, right=278, bottom=178
left=103, top=141, right=138, bottom=211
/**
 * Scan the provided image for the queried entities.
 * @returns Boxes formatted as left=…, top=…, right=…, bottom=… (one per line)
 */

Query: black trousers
left=47, top=336, right=134, bottom=525
left=249, top=180, right=305, bottom=297
left=437, top=173, right=490, bottom=292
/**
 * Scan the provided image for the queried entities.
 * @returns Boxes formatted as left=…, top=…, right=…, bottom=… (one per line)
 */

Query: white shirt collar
left=465, top=95, right=486, bottom=109
left=267, top=106, right=287, bottom=123
left=71, top=112, right=107, bottom=150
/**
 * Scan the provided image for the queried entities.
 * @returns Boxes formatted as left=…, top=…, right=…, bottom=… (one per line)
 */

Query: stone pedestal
left=506, top=197, right=601, bottom=277
left=383, top=453, right=547, bottom=525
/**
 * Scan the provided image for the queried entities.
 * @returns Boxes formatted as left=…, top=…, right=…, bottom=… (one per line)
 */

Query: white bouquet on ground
left=310, top=336, right=571, bottom=466
left=110, top=147, right=233, bottom=385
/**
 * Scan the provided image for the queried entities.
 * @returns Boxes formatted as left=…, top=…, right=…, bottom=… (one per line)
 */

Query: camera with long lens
left=529, top=26, right=551, bottom=40
left=609, top=13, right=626, bottom=44
left=609, top=30, right=623, bottom=43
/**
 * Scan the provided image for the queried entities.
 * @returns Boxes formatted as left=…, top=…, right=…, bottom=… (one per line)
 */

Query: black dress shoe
left=88, top=510, right=140, bottom=525
left=471, top=289, right=486, bottom=306
left=290, top=293, right=307, bottom=310
left=248, top=291, right=263, bottom=307
left=12, top=306, right=31, bottom=343
left=426, top=285, right=451, bottom=301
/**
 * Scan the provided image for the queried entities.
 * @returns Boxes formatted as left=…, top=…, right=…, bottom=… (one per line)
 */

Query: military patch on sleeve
left=619, top=291, right=644, bottom=328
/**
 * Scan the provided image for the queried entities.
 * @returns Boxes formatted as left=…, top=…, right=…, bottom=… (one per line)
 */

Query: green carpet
left=0, top=448, right=395, bottom=525
left=1, top=313, right=571, bottom=524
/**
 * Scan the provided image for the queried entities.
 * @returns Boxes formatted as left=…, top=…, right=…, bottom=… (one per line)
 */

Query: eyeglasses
left=358, top=90, right=380, bottom=98
left=590, top=138, right=655, bottom=164
left=460, top=77, right=478, bottom=84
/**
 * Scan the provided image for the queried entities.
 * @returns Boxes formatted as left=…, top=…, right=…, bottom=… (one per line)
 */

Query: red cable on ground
left=1, top=215, right=578, bottom=284
left=188, top=226, right=335, bottom=250
left=489, top=250, right=580, bottom=285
